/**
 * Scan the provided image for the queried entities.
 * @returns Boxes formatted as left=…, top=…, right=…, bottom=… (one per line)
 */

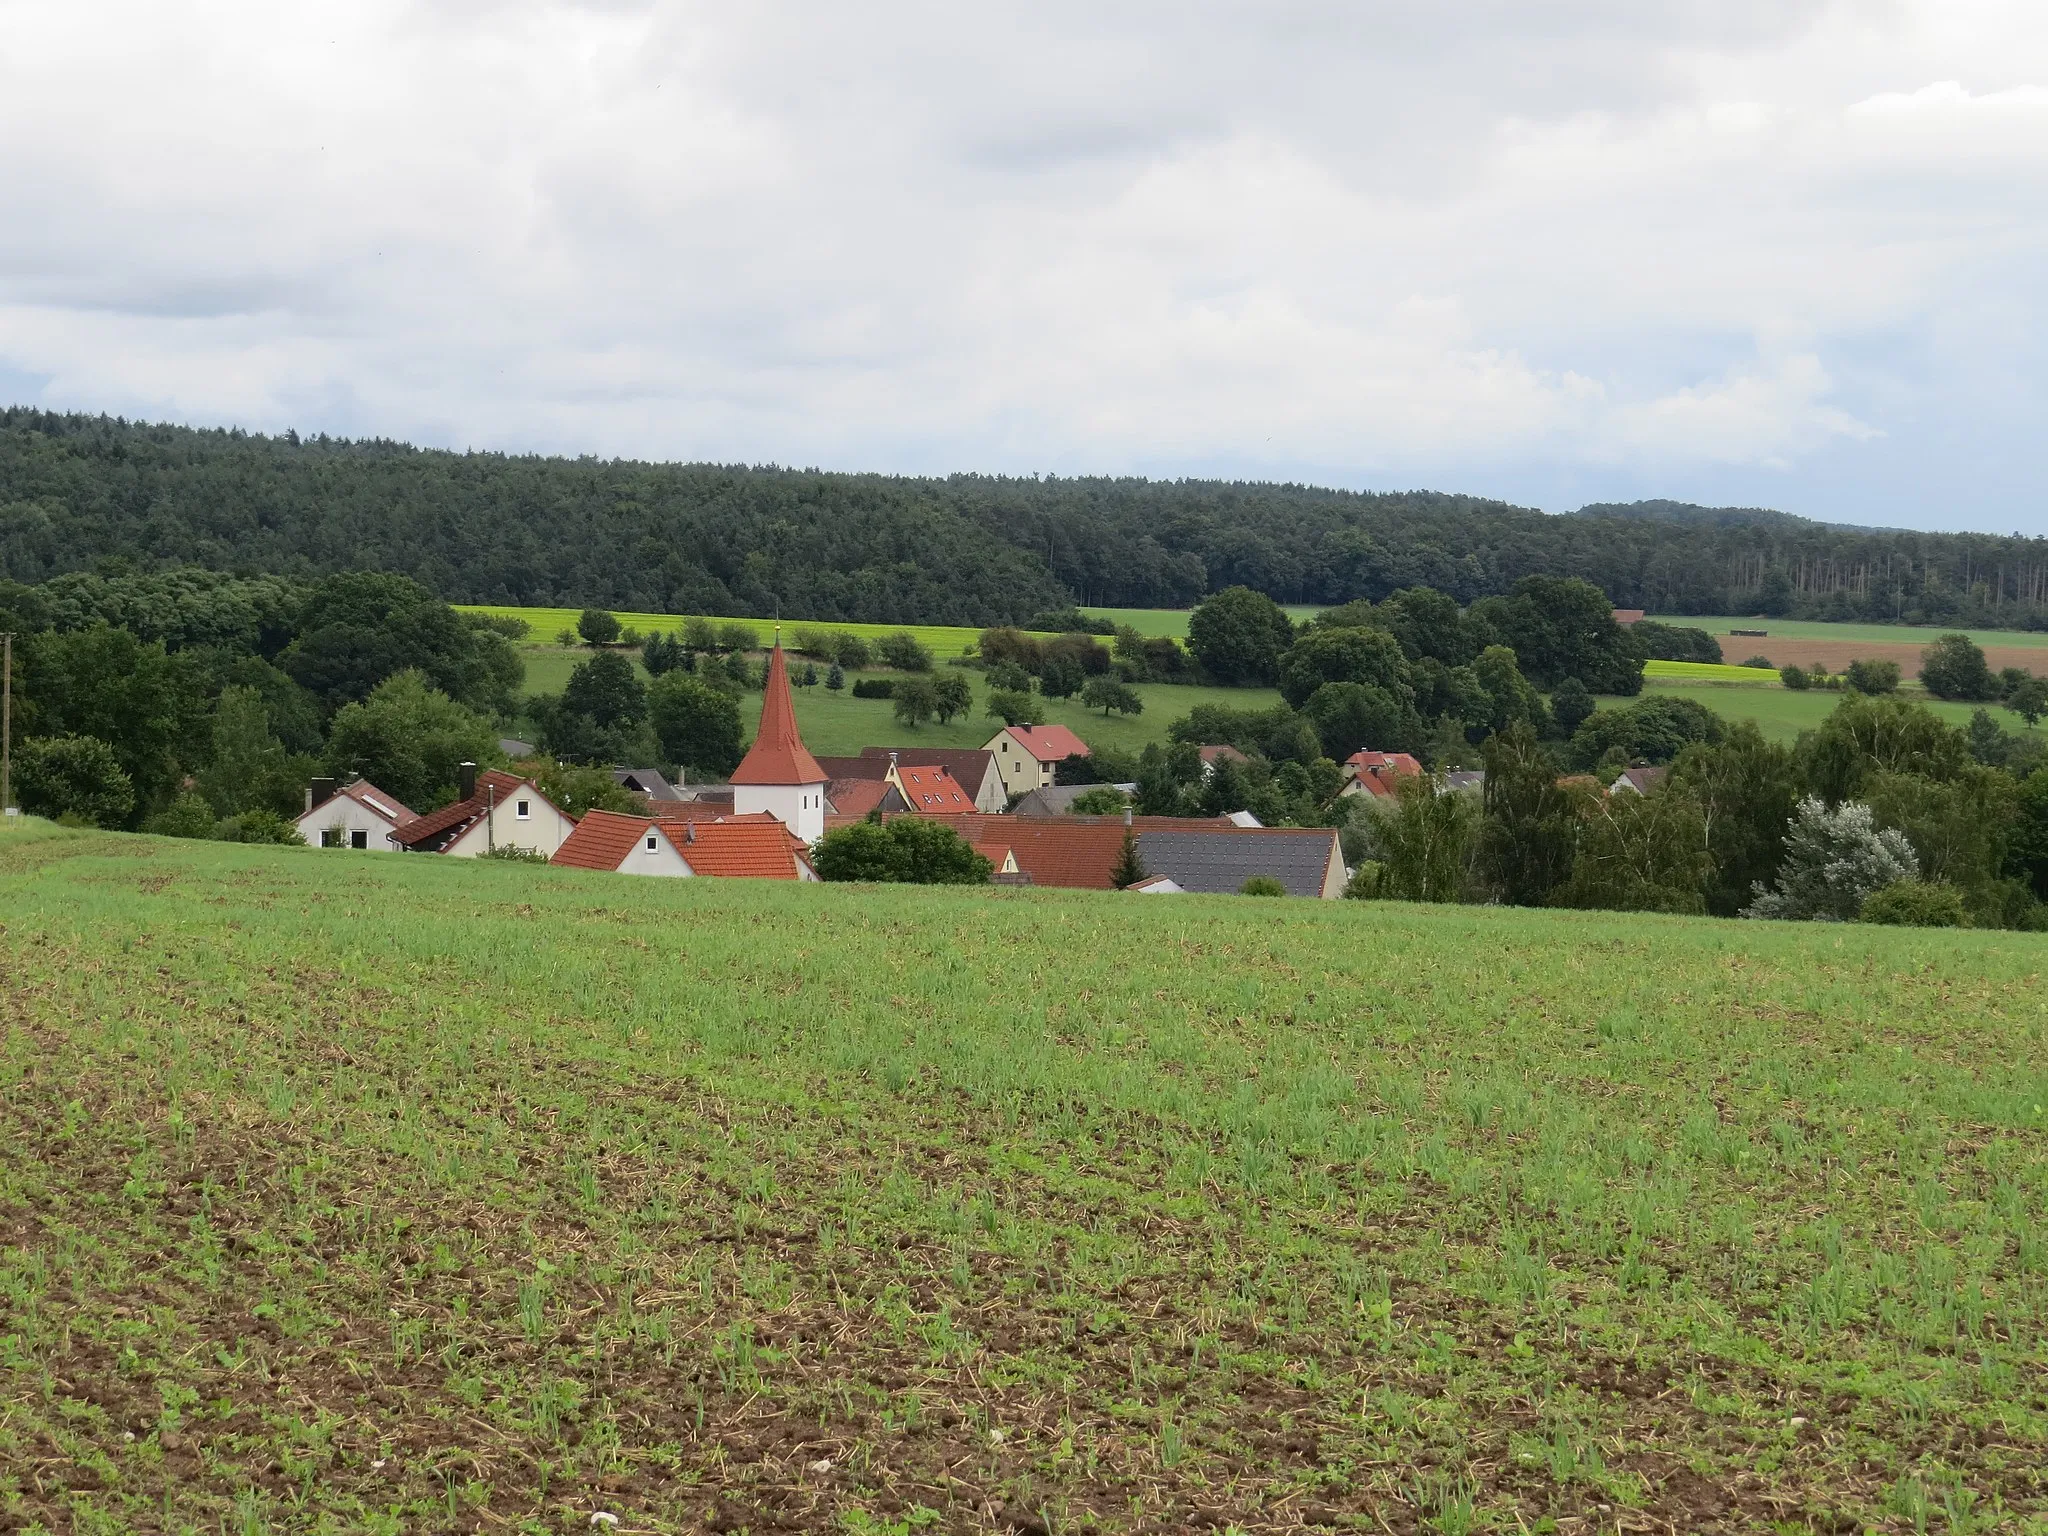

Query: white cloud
left=0, top=0, right=2045, bottom=529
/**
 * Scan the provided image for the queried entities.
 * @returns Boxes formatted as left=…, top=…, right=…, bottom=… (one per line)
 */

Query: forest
left=4, top=408, right=2047, bottom=626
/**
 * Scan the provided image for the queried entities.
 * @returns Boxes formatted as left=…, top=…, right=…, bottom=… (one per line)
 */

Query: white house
left=296, top=778, right=417, bottom=850
left=389, top=767, right=575, bottom=858
left=730, top=640, right=829, bottom=843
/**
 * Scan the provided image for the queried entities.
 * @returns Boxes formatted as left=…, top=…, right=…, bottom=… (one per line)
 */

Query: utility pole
left=2, top=632, right=12, bottom=818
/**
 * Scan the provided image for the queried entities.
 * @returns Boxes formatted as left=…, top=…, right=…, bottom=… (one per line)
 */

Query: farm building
left=552, top=809, right=817, bottom=880
left=296, top=778, right=416, bottom=850
left=388, top=767, right=575, bottom=858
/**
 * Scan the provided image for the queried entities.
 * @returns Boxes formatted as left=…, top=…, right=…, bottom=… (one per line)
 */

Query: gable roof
left=551, top=808, right=815, bottom=878
left=1135, top=827, right=1342, bottom=897
left=551, top=808, right=653, bottom=871
left=662, top=817, right=815, bottom=878
left=815, top=755, right=888, bottom=783
left=993, top=724, right=1091, bottom=763
left=308, top=778, right=417, bottom=827
left=858, top=747, right=999, bottom=802
left=1345, top=750, right=1423, bottom=776
left=613, top=767, right=681, bottom=801
left=731, top=643, right=826, bottom=786
left=1612, top=765, right=1669, bottom=795
left=819, top=812, right=1236, bottom=891
left=1011, top=783, right=1134, bottom=817
left=825, top=778, right=902, bottom=819
left=895, top=764, right=974, bottom=813
left=390, top=771, right=561, bottom=851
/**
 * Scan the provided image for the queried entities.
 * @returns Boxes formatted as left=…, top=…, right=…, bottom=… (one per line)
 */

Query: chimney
left=459, top=761, right=478, bottom=800
left=1123, top=804, right=1133, bottom=827
left=307, top=776, right=337, bottom=813
left=686, top=820, right=697, bottom=843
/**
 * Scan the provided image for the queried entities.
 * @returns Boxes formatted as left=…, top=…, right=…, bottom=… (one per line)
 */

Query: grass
left=1084, top=607, right=1320, bottom=639
left=1642, top=659, right=1785, bottom=683
left=514, top=642, right=1281, bottom=758
left=460, top=607, right=1012, bottom=661
left=4, top=820, right=2047, bottom=1531
left=1655, top=615, right=2048, bottom=650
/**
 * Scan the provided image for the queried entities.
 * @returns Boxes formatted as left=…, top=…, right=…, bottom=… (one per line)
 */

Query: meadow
left=459, top=608, right=1004, bottom=662
left=3, top=820, right=2046, bottom=1532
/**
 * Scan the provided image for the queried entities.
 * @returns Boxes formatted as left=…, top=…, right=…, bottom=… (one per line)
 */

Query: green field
left=1084, top=606, right=1320, bottom=639
left=1636, top=678, right=2047, bottom=746
left=1653, top=615, right=2048, bottom=649
left=4, top=821, right=2046, bottom=1531
left=513, top=642, right=1281, bottom=759
left=461, top=607, right=1016, bottom=661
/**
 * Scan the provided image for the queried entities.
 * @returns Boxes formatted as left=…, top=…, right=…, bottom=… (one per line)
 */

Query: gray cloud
left=0, top=0, right=2043, bottom=531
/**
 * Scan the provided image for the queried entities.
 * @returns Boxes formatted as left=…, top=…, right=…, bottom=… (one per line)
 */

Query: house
left=825, top=778, right=907, bottom=819
left=1011, top=782, right=1136, bottom=817
left=1127, top=874, right=1185, bottom=894
left=730, top=640, right=829, bottom=842
left=835, top=812, right=1341, bottom=896
left=388, top=765, right=575, bottom=857
left=818, top=748, right=1008, bottom=814
left=983, top=723, right=1092, bottom=799
left=1444, top=770, right=1486, bottom=795
left=1611, top=765, right=1669, bottom=796
left=613, top=767, right=682, bottom=802
left=894, top=763, right=975, bottom=813
left=860, top=748, right=1006, bottom=813
left=296, top=777, right=417, bottom=850
left=1130, top=827, right=1346, bottom=898
left=551, top=808, right=818, bottom=880
left=1340, top=750, right=1424, bottom=799
left=1197, top=745, right=1248, bottom=777
left=1611, top=609, right=1646, bottom=626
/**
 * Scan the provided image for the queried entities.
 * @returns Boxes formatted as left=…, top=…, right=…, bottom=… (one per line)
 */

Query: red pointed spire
left=731, top=638, right=826, bottom=785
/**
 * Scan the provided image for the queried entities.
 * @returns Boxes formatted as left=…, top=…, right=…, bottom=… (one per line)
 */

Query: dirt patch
left=1708, top=635, right=2046, bottom=679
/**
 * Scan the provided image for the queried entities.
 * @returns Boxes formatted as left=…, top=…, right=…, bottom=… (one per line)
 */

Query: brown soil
left=1709, top=637, right=2045, bottom=680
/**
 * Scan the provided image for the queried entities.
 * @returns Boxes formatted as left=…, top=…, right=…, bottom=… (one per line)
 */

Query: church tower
left=730, top=637, right=828, bottom=843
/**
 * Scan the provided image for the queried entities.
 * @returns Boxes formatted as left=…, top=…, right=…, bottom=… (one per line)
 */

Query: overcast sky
left=2, top=2, right=2044, bottom=532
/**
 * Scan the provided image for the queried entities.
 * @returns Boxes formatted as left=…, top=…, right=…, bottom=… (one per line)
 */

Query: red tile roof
left=391, top=771, right=557, bottom=850
left=551, top=808, right=651, bottom=871
left=998, top=724, right=1091, bottom=763
left=895, top=764, right=973, bottom=813
left=731, top=643, right=826, bottom=785
left=551, top=808, right=814, bottom=878
left=858, top=747, right=998, bottom=802
left=660, top=818, right=814, bottom=879
left=1345, top=750, right=1422, bottom=776
left=1197, top=745, right=1248, bottom=768
left=826, top=779, right=894, bottom=818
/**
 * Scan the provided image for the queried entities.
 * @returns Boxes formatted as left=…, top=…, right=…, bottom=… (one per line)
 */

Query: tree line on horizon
left=6, top=407, right=2048, bottom=628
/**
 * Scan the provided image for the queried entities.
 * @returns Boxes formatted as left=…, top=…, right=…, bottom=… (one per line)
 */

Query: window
left=350, top=829, right=368, bottom=850
left=322, top=828, right=343, bottom=848
left=516, top=800, right=531, bottom=819
left=646, top=835, right=658, bottom=852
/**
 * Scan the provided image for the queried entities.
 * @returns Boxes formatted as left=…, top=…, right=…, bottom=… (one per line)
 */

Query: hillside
left=6, top=407, right=2048, bottom=627
left=4, top=821, right=2044, bottom=1531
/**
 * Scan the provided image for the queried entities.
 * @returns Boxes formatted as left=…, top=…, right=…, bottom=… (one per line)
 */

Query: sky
left=1, top=1, right=2044, bottom=533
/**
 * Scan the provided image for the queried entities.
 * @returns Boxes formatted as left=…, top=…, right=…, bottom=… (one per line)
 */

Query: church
left=729, top=637, right=828, bottom=843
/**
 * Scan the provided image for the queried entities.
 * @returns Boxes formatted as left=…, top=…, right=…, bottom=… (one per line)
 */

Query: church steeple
left=732, top=637, right=826, bottom=786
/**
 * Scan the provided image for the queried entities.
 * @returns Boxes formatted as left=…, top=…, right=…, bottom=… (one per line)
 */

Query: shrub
left=814, top=818, right=991, bottom=883
left=831, top=632, right=873, bottom=670
left=1780, top=664, right=1811, bottom=690
left=15, top=735, right=134, bottom=827
left=143, top=791, right=221, bottom=840
left=1028, top=607, right=1115, bottom=635
left=1069, top=786, right=1128, bottom=815
left=825, top=665, right=845, bottom=692
left=1860, top=879, right=1969, bottom=928
left=1844, top=658, right=1901, bottom=695
left=790, top=625, right=837, bottom=658
left=851, top=678, right=895, bottom=699
left=878, top=632, right=934, bottom=672
left=212, top=810, right=305, bottom=845
left=1744, top=797, right=1918, bottom=921
left=980, top=628, right=1046, bottom=674
left=577, top=609, right=622, bottom=646
left=1741, top=655, right=1773, bottom=669
left=478, top=844, right=554, bottom=863
left=1239, top=876, right=1287, bottom=896
left=717, top=621, right=761, bottom=654
left=470, top=613, right=531, bottom=639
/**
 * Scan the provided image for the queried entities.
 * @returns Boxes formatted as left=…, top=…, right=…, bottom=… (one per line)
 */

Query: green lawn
left=1654, top=614, right=2048, bottom=649
left=1631, top=677, right=2048, bottom=745
left=515, top=643, right=1281, bottom=758
left=4, top=822, right=2046, bottom=1530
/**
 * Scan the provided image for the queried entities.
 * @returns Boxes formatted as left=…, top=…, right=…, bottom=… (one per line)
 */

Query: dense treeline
left=6, top=409, right=2048, bottom=625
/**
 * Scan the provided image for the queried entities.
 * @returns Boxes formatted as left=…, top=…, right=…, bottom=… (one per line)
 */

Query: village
left=290, top=637, right=1421, bottom=896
